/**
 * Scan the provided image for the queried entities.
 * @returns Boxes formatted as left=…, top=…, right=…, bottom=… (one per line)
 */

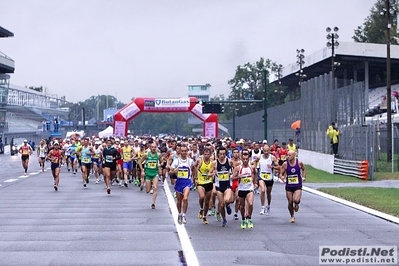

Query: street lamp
left=381, top=0, right=395, bottom=162
left=296, top=49, right=306, bottom=99
left=326, top=27, right=339, bottom=121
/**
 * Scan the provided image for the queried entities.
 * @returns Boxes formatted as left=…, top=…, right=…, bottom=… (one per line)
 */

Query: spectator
left=326, top=122, right=339, bottom=157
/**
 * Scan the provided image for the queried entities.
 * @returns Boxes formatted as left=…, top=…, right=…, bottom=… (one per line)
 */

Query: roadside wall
left=298, top=149, right=334, bottom=174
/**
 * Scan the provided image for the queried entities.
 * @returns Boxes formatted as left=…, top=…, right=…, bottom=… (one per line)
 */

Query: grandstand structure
left=0, top=25, right=69, bottom=145
left=274, top=41, right=399, bottom=123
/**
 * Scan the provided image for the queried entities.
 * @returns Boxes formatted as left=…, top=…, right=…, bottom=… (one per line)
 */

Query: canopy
left=98, top=126, right=114, bottom=138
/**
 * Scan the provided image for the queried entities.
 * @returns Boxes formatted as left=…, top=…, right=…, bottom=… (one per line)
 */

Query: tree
left=225, top=57, right=286, bottom=120
left=353, top=0, right=398, bottom=44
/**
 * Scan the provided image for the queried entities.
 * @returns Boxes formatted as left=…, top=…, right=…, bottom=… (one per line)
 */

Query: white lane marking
left=29, top=172, right=39, bottom=175
left=163, top=182, right=199, bottom=266
left=18, top=175, right=28, bottom=178
left=4, top=179, right=18, bottom=182
left=303, top=186, right=399, bottom=224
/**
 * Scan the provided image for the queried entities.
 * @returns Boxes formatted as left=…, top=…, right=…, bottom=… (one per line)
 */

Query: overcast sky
left=1, top=0, right=376, bottom=103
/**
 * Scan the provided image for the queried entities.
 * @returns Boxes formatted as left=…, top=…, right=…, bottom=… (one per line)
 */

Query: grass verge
left=305, top=165, right=365, bottom=183
left=318, top=187, right=399, bottom=217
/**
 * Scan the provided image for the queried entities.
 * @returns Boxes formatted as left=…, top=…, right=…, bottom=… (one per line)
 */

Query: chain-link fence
left=222, top=73, right=399, bottom=177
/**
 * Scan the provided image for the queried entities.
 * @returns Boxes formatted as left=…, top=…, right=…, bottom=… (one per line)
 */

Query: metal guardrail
left=333, top=158, right=369, bottom=180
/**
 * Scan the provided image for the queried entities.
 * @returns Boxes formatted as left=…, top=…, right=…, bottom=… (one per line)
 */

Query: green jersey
left=144, top=151, right=159, bottom=177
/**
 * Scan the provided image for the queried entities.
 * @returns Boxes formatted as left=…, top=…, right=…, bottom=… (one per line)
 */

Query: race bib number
left=241, top=176, right=252, bottom=184
left=147, top=161, right=157, bottom=169
left=123, top=152, right=131, bottom=159
left=287, top=175, right=299, bottom=184
left=105, top=155, right=113, bottom=163
left=281, top=155, right=287, bottom=161
left=82, top=157, right=91, bottom=163
left=23, top=150, right=29, bottom=155
left=51, top=157, right=59, bottom=163
left=217, top=172, right=229, bottom=181
left=177, top=169, right=189, bottom=178
left=199, top=174, right=210, bottom=183
left=260, top=172, right=272, bottom=181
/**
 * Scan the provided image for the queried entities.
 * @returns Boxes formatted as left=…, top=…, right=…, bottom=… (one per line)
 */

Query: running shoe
left=68, top=168, right=70, bottom=172
left=266, top=206, right=270, bottom=216
left=83, top=183, right=87, bottom=187
left=86, top=178, right=89, bottom=184
left=42, top=168, right=44, bottom=172
left=202, top=217, right=208, bottom=224
left=182, top=215, right=187, bottom=224
left=222, top=219, right=227, bottom=227
left=294, top=204, right=299, bottom=212
left=240, top=220, right=246, bottom=229
left=124, top=183, right=128, bottom=188
left=149, top=189, right=153, bottom=194
left=134, top=179, right=139, bottom=186
left=54, top=185, right=58, bottom=191
left=193, top=186, right=197, bottom=191
left=247, top=219, right=254, bottom=228
left=208, top=207, right=215, bottom=216
left=233, top=213, right=239, bottom=220
left=140, top=185, right=144, bottom=191
left=73, top=171, right=76, bottom=175
left=24, top=173, right=27, bottom=176
left=177, top=214, right=183, bottom=225
left=107, top=187, right=111, bottom=194
left=290, top=217, right=295, bottom=223
left=96, top=179, right=99, bottom=184
left=151, top=204, right=155, bottom=209
left=260, top=207, right=266, bottom=215
left=198, top=209, right=203, bottom=219
left=226, top=205, right=232, bottom=215
left=216, top=213, right=222, bottom=222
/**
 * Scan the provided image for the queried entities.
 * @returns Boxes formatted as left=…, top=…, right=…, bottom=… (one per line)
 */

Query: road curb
left=303, top=186, right=399, bottom=225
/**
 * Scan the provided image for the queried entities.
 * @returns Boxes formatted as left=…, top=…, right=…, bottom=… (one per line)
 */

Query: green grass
left=305, top=165, right=365, bottom=183
left=318, top=187, right=399, bottom=217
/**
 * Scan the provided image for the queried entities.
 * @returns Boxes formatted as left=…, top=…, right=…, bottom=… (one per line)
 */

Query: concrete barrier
left=298, top=149, right=334, bottom=174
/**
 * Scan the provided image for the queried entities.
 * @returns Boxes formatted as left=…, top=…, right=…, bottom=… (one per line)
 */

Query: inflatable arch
left=113, top=97, right=218, bottom=138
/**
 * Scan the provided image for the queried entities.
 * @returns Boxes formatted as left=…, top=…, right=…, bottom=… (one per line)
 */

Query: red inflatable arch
left=113, top=97, right=218, bottom=138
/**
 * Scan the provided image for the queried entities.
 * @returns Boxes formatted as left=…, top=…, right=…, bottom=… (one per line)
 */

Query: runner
left=92, top=140, right=103, bottom=184
left=258, top=145, right=278, bottom=216
left=139, top=142, right=162, bottom=209
left=67, top=139, right=79, bottom=174
left=122, top=140, right=134, bottom=187
left=80, top=138, right=94, bottom=187
left=37, top=140, right=48, bottom=172
left=62, top=139, right=72, bottom=171
left=279, top=150, right=306, bottom=223
left=18, top=139, right=33, bottom=176
left=194, top=148, right=214, bottom=224
left=211, top=146, right=234, bottom=227
left=169, top=145, right=196, bottom=225
left=232, top=152, right=258, bottom=229
left=102, top=139, right=121, bottom=194
left=46, top=141, right=63, bottom=191
left=230, top=146, right=242, bottom=220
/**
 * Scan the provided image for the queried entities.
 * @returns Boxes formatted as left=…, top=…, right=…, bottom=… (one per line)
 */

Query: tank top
left=171, top=157, right=194, bottom=179
left=237, top=165, right=254, bottom=191
left=93, top=146, right=102, bottom=159
left=50, top=149, right=61, bottom=164
left=122, top=146, right=132, bottom=162
left=21, top=145, right=30, bottom=155
left=259, top=154, right=273, bottom=181
left=197, top=157, right=212, bottom=185
left=279, top=148, right=288, bottom=161
left=38, top=146, right=47, bottom=157
left=81, top=146, right=92, bottom=164
left=286, top=159, right=302, bottom=188
left=251, top=149, right=262, bottom=168
left=144, top=151, right=159, bottom=177
left=215, top=159, right=231, bottom=187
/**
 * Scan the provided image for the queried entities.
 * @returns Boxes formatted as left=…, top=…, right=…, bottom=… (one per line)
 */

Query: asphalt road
left=0, top=154, right=398, bottom=266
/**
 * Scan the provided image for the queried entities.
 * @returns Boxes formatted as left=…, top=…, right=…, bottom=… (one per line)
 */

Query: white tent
left=98, top=126, right=114, bottom=138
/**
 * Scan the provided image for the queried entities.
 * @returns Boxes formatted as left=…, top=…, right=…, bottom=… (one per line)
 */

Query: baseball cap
left=289, top=138, right=293, bottom=141
left=262, top=140, right=268, bottom=144
left=23, top=139, right=28, bottom=142
left=120, top=140, right=125, bottom=144
left=230, top=143, right=236, bottom=148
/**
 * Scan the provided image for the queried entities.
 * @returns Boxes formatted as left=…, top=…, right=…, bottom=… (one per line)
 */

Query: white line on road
left=163, top=182, right=199, bottom=266
left=4, top=179, right=18, bottom=182
left=303, top=186, right=399, bottom=224
left=29, top=172, right=39, bottom=175
left=18, top=175, right=28, bottom=178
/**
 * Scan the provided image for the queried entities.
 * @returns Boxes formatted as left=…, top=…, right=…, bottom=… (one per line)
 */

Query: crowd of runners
left=18, top=135, right=305, bottom=228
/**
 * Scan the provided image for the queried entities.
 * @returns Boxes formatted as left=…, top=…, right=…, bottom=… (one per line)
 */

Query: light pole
left=381, top=0, right=394, bottom=162
left=263, top=69, right=268, bottom=141
left=326, top=27, right=339, bottom=121
left=296, top=49, right=306, bottom=98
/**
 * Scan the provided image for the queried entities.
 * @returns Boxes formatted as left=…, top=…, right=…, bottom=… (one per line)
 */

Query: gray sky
left=1, top=0, right=376, bottom=103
